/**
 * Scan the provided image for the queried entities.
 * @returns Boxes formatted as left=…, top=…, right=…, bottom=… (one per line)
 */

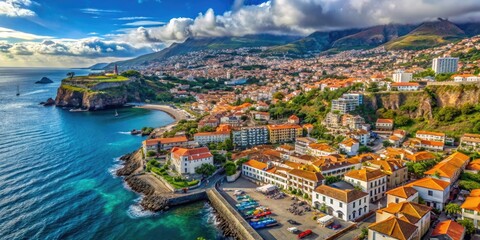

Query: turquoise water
left=0, top=68, right=222, bottom=239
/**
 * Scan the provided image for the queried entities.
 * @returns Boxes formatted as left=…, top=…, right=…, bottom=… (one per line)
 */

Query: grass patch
left=148, top=161, right=200, bottom=189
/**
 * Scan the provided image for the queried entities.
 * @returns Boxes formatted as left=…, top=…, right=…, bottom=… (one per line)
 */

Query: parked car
left=297, top=229, right=312, bottom=239
left=332, top=224, right=342, bottom=230
left=288, top=219, right=300, bottom=225
left=287, top=227, right=299, bottom=233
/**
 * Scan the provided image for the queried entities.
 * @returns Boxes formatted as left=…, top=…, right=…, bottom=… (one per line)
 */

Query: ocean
left=0, top=68, right=222, bottom=239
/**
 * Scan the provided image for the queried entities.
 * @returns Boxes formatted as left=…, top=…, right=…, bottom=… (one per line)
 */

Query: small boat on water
left=69, top=108, right=88, bottom=112
left=16, top=85, right=20, bottom=96
left=114, top=109, right=119, bottom=117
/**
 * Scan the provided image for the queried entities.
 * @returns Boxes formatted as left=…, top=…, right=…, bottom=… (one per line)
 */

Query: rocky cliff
left=55, top=85, right=128, bottom=110
left=366, top=84, right=480, bottom=119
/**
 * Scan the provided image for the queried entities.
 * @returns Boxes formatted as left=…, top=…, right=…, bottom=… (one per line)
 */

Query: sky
left=1, top=0, right=480, bottom=67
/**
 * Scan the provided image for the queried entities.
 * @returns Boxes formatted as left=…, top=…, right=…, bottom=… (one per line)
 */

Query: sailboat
left=16, top=85, right=20, bottom=96
left=114, top=109, right=119, bottom=117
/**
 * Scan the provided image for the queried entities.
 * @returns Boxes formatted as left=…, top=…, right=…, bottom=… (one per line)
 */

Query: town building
left=194, top=131, right=230, bottom=145
left=323, top=112, right=342, bottom=129
left=294, top=137, right=316, bottom=155
left=424, top=152, right=470, bottom=183
left=171, top=147, right=213, bottom=174
left=232, top=126, right=268, bottom=149
left=460, top=133, right=480, bottom=151
left=415, top=130, right=446, bottom=142
left=142, top=136, right=189, bottom=154
left=286, top=169, right=324, bottom=198
left=376, top=202, right=432, bottom=237
left=453, top=74, right=480, bottom=82
left=345, top=168, right=387, bottom=203
left=339, top=138, right=360, bottom=156
left=267, top=124, right=303, bottom=144
left=388, top=129, right=407, bottom=147
left=389, top=82, right=420, bottom=91
left=307, top=143, right=338, bottom=157
left=376, top=119, right=394, bottom=131
left=367, top=160, right=408, bottom=189
left=312, top=185, right=369, bottom=222
left=386, top=186, right=419, bottom=205
left=432, top=57, right=459, bottom=74
left=430, top=220, right=465, bottom=240
left=460, top=191, right=480, bottom=229
left=406, top=177, right=450, bottom=210
left=331, top=95, right=362, bottom=114
left=287, top=115, right=300, bottom=124
left=368, top=216, right=419, bottom=240
left=392, top=70, right=413, bottom=83
left=347, top=129, right=370, bottom=145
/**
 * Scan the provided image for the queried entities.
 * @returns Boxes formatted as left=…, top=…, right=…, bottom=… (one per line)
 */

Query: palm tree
left=445, top=203, right=462, bottom=217
left=66, top=72, right=75, bottom=81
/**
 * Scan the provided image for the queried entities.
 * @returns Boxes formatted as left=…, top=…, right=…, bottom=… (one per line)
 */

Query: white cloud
left=80, top=8, right=122, bottom=15
left=123, top=20, right=165, bottom=26
left=0, top=0, right=36, bottom=17
left=117, top=16, right=152, bottom=20
left=0, top=27, right=52, bottom=40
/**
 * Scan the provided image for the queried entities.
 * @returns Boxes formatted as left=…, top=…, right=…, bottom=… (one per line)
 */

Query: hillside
left=384, top=20, right=466, bottom=50
left=105, top=34, right=300, bottom=70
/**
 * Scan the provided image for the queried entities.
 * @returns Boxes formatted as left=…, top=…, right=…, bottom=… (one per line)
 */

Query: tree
left=195, top=163, right=216, bottom=177
left=444, top=203, right=462, bottom=216
left=458, top=219, right=475, bottom=235
left=413, top=163, right=426, bottom=177
left=383, top=141, right=393, bottom=147
left=66, top=72, right=75, bottom=81
left=146, top=151, right=156, bottom=157
left=325, top=176, right=341, bottom=185
left=358, top=146, right=373, bottom=154
left=273, top=92, right=285, bottom=100
left=212, top=151, right=226, bottom=164
left=224, top=161, right=237, bottom=176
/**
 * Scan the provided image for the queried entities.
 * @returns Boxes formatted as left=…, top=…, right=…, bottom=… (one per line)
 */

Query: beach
left=135, top=104, right=190, bottom=122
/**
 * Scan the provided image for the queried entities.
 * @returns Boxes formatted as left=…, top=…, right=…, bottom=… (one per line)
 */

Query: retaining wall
left=168, top=191, right=207, bottom=206
left=207, top=188, right=263, bottom=240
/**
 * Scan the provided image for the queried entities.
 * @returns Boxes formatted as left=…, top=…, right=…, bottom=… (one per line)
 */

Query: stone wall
left=168, top=191, right=207, bottom=206
left=206, top=188, right=263, bottom=240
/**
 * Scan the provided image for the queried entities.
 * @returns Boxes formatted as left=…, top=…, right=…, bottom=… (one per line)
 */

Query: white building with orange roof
left=307, top=143, right=338, bottom=157
left=194, top=131, right=231, bottom=146
left=376, top=118, right=394, bottom=131
left=375, top=201, right=432, bottom=237
left=431, top=220, right=465, bottom=240
left=460, top=133, right=480, bottom=151
left=286, top=169, right=324, bottom=198
left=466, top=159, right=480, bottom=173
left=453, top=74, right=479, bottom=82
left=171, top=147, right=213, bottom=174
left=287, top=115, right=300, bottom=124
left=386, top=186, right=419, bottom=205
left=460, top=192, right=480, bottom=229
left=142, top=136, right=189, bottom=155
left=313, top=185, right=369, bottom=221
left=388, top=82, right=420, bottom=91
left=416, top=130, right=446, bottom=142
left=368, top=216, right=419, bottom=240
left=424, top=152, right=470, bottom=183
left=267, top=124, right=303, bottom=144
left=345, top=168, right=387, bottom=203
left=404, top=151, right=436, bottom=163
left=339, top=138, right=360, bottom=156
left=406, top=177, right=450, bottom=210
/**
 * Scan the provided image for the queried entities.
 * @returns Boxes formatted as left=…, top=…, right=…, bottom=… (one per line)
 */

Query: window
left=428, top=190, right=433, bottom=196
left=322, top=196, right=326, bottom=201
left=353, top=202, right=356, bottom=208
left=395, top=198, right=399, bottom=203
left=330, top=199, right=333, bottom=204
left=339, top=202, right=343, bottom=207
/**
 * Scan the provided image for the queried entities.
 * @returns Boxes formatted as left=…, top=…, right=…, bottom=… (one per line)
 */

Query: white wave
left=22, top=89, right=49, bottom=96
left=108, top=163, right=123, bottom=178
left=127, top=201, right=158, bottom=218
left=0, top=102, right=31, bottom=110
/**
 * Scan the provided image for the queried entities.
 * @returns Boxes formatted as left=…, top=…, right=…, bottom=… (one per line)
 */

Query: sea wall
left=168, top=191, right=207, bottom=206
left=207, top=188, right=263, bottom=240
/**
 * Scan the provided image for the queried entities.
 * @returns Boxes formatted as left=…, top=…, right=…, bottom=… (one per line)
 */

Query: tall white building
left=392, top=70, right=413, bottom=82
left=432, top=57, right=459, bottom=74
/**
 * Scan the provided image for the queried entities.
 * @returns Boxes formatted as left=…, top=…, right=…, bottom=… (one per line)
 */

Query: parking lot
left=219, top=177, right=355, bottom=240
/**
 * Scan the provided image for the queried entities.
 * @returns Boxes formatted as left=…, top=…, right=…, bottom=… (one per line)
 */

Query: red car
left=297, top=229, right=312, bottom=239
left=253, top=211, right=272, bottom=218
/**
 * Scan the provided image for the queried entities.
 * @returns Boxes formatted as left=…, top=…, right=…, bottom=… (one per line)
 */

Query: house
left=342, top=114, right=366, bottom=130
left=348, top=129, right=371, bottom=146
left=232, top=126, right=268, bottom=149
left=416, top=130, right=446, bottom=143
left=198, top=117, right=220, bottom=128
left=345, top=168, right=387, bottom=203
left=286, top=169, right=324, bottom=198
left=466, top=159, right=480, bottom=173
left=307, top=143, right=338, bottom=157
left=404, top=151, right=436, bottom=163
left=340, top=138, right=360, bottom=156
left=312, top=185, right=369, bottom=222
left=386, top=186, right=419, bottom=205
left=295, top=137, right=316, bottom=155
left=277, top=144, right=295, bottom=154
left=288, top=115, right=300, bottom=124
left=424, top=152, right=470, bottom=183
left=460, top=193, right=480, bottom=229
left=194, top=131, right=231, bottom=146
left=253, top=111, right=271, bottom=121
left=388, top=130, right=407, bottom=147
left=142, top=136, right=189, bottom=155
left=171, top=147, right=214, bottom=174
left=376, top=119, right=394, bottom=131
left=267, top=124, right=303, bottom=144
left=376, top=202, right=432, bottom=237
left=389, top=82, right=420, bottom=91
left=367, top=160, right=408, bottom=189
left=460, top=133, right=480, bottom=151
left=406, top=177, right=450, bottom=210
left=242, top=159, right=268, bottom=181
left=368, top=216, right=419, bottom=240
left=303, top=124, right=314, bottom=136
left=431, top=220, right=465, bottom=240
left=313, top=158, right=359, bottom=177
left=323, top=112, right=342, bottom=129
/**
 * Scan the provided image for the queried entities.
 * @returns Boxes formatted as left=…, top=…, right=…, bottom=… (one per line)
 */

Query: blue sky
left=1, top=0, right=480, bottom=67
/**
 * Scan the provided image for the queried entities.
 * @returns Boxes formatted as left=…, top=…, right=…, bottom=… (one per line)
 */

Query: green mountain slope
left=384, top=20, right=466, bottom=50
left=106, top=34, right=300, bottom=70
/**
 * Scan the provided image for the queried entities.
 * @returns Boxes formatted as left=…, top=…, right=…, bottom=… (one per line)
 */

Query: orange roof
left=144, top=136, right=188, bottom=145
left=431, top=220, right=465, bottom=240
left=461, top=196, right=480, bottom=212
left=406, top=151, right=436, bottom=163
left=314, top=185, right=368, bottom=203
left=407, top=177, right=449, bottom=191
left=391, top=82, right=420, bottom=87
left=308, top=143, right=336, bottom=152
left=194, top=131, right=230, bottom=137
left=421, top=139, right=444, bottom=147
left=171, top=147, right=213, bottom=161
left=279, top=144, right=295, bottom=151
left=288, top=169, right=324, bottom=182
left=368, top=216, right=418, bottom=240
left=283, top=161, right=302, bottom=169
left=424, top=152, right=470, bottom=179
left=462, top=133, right=480, bottom=143
left=378, top=202, right=432, bottom=224
left=470, top=189, right=480, bottom=197
left=416, top=130, right=445, bottom=137
left=340, top=138, right=359, bottom=147
left=267, top=124, right=302, bottom=130
left=376, top=118, right=394, bottom=124
left=345, top=168, right=386, bottom=182
left=243, top=159, right=267, bottom=170
left=386, top=186, right=417, bottom=199
left=303, top=124, right=314, bottom=129
left=288, top=115, right=300, bottom=120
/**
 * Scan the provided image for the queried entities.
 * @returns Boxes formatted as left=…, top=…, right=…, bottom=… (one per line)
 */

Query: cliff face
left=55, top=86, right=128, bottom=110
left=366, top=84, right=480, bottom=119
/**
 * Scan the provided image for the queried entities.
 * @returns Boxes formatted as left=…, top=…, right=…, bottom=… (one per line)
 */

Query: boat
left=69, top=108, right=88, bottom=112
left=114, top=109, right=119, bottom=117
left=16, top=85, right=20, bottom=96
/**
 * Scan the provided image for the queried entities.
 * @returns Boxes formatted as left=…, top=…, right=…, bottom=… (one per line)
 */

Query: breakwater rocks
left=116, top=152, right=141, bottom=176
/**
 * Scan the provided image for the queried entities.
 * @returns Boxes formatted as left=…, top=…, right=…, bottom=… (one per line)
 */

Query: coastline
left=135, top=104, right=189, bottom=122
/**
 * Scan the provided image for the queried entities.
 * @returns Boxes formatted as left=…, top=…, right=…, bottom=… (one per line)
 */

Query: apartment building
left=460, top=191, right=480, bottom=229
left=307, top=143, right=338, bottom=157
left=345, top=168, right=387, bottom=202
left=406, top=177, right=450, bottom=210
left=386, top=186, right=419, bottom=205
left=424, top=152, right=470, bottom=183
left=460, top=133, right=480, bottom=151
left=232, top=126, right=268, bottom=148
left=392, top=69, right=413, bottom=82
left=287, top=169, right=324, bottom=198
left=389, top=82, right=420, bottom=91
left=312, top=185, right=369, bottom=222
left=194, top=131, right=230, bottom=145
left=367, top=160, right=408, bottom=189
left=416, top=130, right=446, bottom=142
left=267, top=124, right=303, bottom=144
left=142, top=136, right=189, bottom=155
left=376, top=119, right=394, bottom=131
left=171, top=147, right=213, bottom=174
left=295, top=137, right=316, bottom=155
left=339, top=138, right=360, bottom=156
left=432, top=57, right=459, bottom=74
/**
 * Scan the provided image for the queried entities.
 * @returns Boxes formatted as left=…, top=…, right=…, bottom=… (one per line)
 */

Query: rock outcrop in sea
left=55, top=85, right=128, bottom=110
left=36, top=77, right=53, bottom=84
left=40, top=98, right=55, bottom=106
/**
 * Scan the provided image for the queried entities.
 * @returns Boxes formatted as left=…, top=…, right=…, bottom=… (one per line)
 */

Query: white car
left=287, top=227, right=299, bottom=233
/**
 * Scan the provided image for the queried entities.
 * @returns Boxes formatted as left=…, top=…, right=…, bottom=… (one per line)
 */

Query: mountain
left=384, top=19, right=466, bottom=50
left=88, top=63, right=109, bottom=70
left=105, top=34, right=301, bottom=70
